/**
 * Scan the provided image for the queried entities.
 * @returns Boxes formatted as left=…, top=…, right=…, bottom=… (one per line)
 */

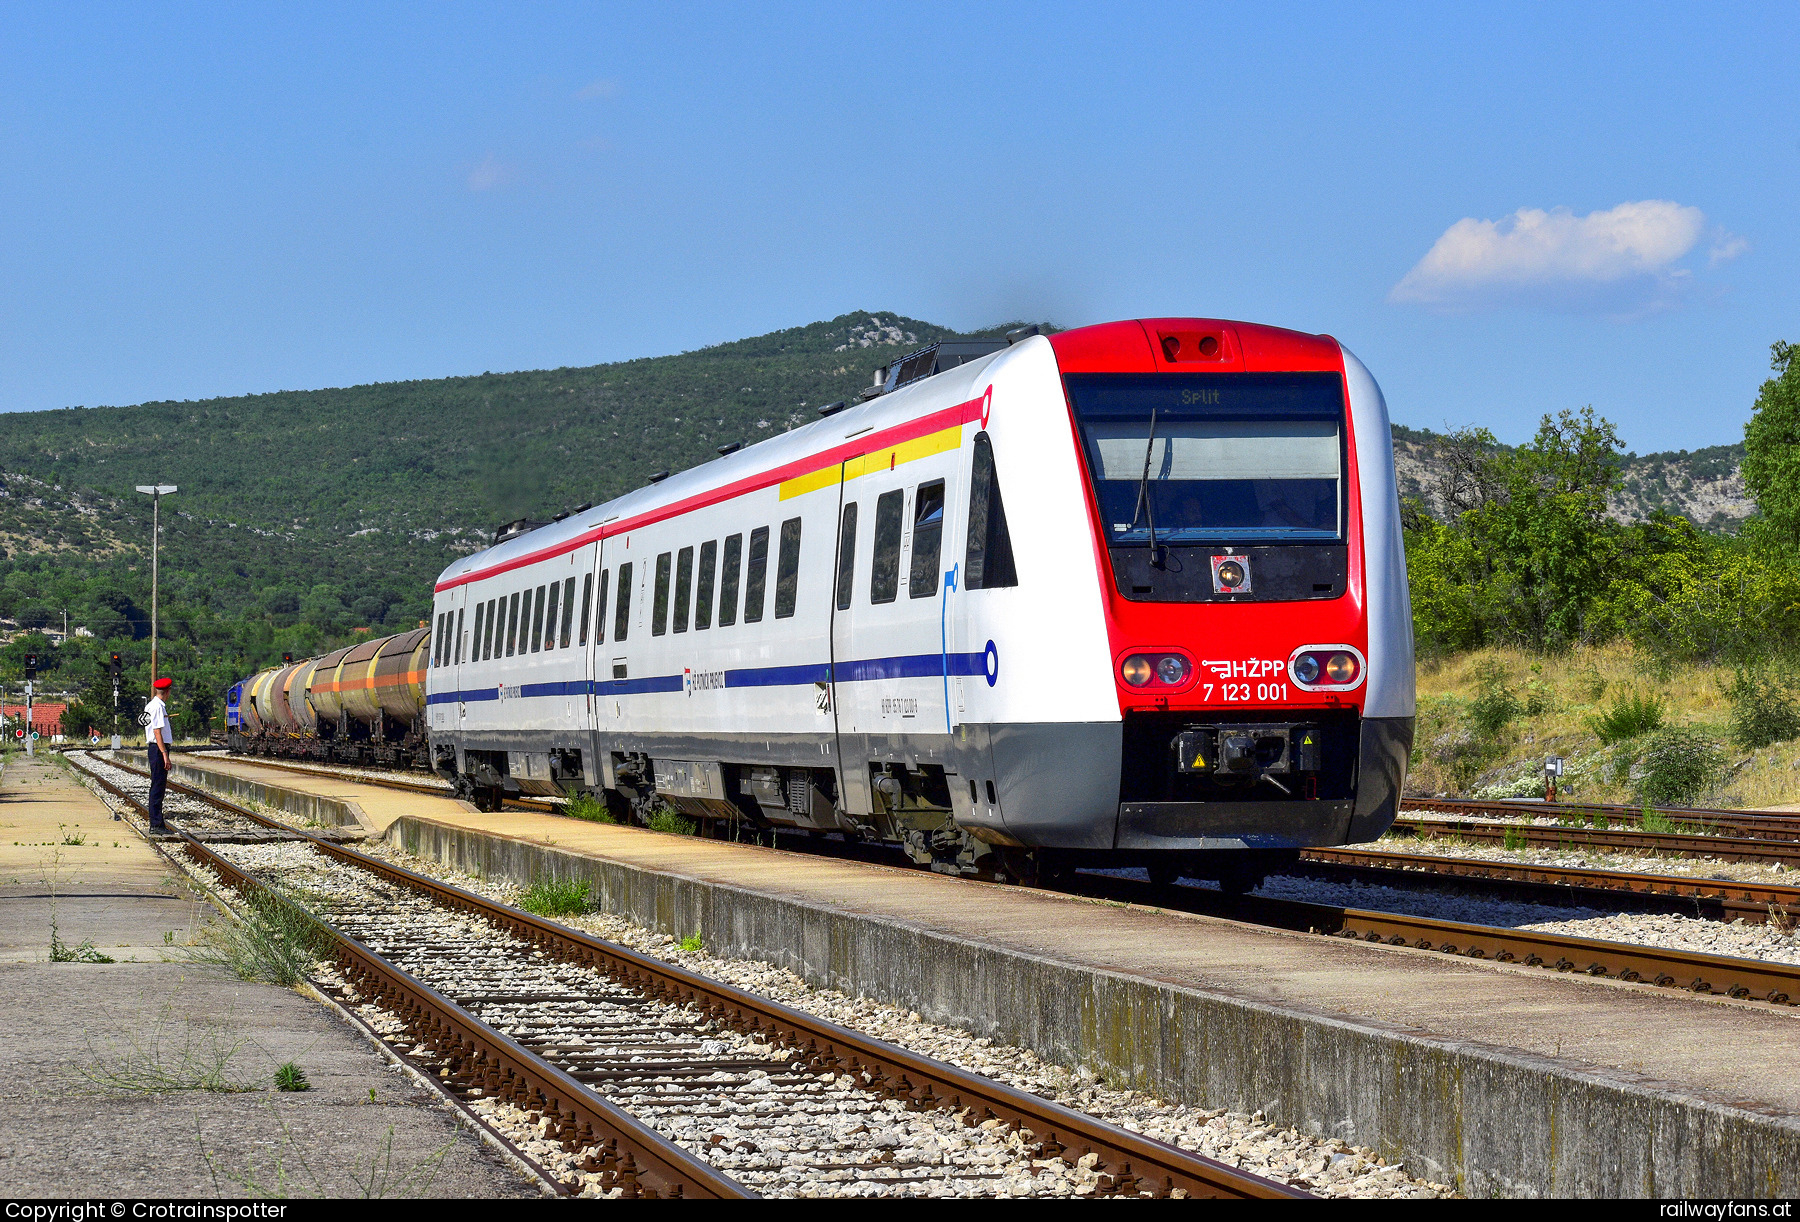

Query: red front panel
left=1049, top=319, right=1368, bottom=720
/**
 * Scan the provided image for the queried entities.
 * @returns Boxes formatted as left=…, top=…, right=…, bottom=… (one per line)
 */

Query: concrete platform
left=2, top=755, right=535, bottom=1198
left=171, top=752, right=1800, bottom=1198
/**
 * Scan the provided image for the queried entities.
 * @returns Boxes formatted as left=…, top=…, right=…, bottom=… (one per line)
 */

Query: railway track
left=1297, top=846, right=1800, bottom=925
left=1403, top=796, right=1800, bottom=839
left=67, top=752, right=1297, bottom=1201
left=187, top=751, right=562, bottom=813
left=1388, top=815, right=1800, bottom=867
left=102, top=752, right=1800, bottom=1014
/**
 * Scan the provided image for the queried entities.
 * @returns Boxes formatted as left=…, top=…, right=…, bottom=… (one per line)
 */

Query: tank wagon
left=226, top=627, right=430, bottom=768
left=419, top=318, right=1416, bottom=888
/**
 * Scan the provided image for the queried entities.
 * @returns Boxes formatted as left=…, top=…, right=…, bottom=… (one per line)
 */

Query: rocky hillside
left=1394, top=427, right=1752, bottom=530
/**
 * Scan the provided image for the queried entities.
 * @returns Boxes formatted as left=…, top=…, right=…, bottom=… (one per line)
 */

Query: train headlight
left=1156, top=655, right=1188, bottom=685
left=1121, top=656, right=1154, bottom=687
left=1288, top=645, right=1366, bottom=691
left=1121, top=652, right=1193, bottom=689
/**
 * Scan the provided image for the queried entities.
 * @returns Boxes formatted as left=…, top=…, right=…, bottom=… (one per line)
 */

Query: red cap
left=153, top=677, right=173, bottom=689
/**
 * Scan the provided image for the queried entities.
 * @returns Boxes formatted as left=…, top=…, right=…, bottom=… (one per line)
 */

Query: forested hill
left=0, top=312, right=1009, bottom=636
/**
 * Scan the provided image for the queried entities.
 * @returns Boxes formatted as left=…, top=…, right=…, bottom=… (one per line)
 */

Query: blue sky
left=1, top=2, right=1794, bottom=453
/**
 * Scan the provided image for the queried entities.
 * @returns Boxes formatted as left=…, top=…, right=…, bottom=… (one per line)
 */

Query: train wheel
left=1146, top=861, right=1182, bottom=888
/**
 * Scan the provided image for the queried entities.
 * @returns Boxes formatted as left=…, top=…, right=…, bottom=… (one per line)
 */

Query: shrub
left=562, top=787, right=617, bottom=824
left=184, top=888, right=328, bottom=987
left=1586, top=691, right=1666, bottom=744
left=1632, top=727, right=1725, bottom=806
left=1467, top=661, right=1522, bottom=737
left=646, top=808, right=697, bottom=836
left=1722, top=669, right=1800, bottom=751
left=517, top=878, right=590, bottom=917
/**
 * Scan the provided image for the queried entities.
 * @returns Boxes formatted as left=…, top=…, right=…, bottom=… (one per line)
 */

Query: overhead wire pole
left=135, top=485, right=177, bottom=683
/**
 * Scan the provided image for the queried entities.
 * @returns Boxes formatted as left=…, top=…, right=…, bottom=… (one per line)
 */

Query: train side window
left=485, top=598, right=498, bottom=660
left=743, top=526, right=770, bottom=623
left=595, top=569, right=609, bottom=643
left=578, top=573, right=593, bottom=646
left=695, top=541, right=717, bottom=630
left=652, top=552, right=672, bottom=636
left=835, top=503, right=858, bottom=612
left=965, top=432, right=1019, bottom=589
left=718, top=534, right=742, bottom=626
left=530, top=585, right=547, bottom=652
left=774, top=518, right=802, bottom=618
left=613, top=563, right=632, bottom=641
left=673, top=546, right=694, bottom=633
left=561, top=576, right=577, bottom=647
left=471, top=603, right=486, bottom=663
left=543, top=582, right=560, bottom=650
left=870, top=489, right=904, bottom=604
left=455, top=607, right=465, bottom=664
left=432, top=612, right=444, bottom=667
left=506, top=592, right=521, bottom=656
left=909, top=480, right=946, bottom=598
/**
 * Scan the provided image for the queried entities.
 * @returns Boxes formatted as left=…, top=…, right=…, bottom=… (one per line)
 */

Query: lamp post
left=134, top=485, right=177, bottom=683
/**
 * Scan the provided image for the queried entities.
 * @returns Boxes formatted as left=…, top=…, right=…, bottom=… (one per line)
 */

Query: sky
left=1, top=2, right=1794, bottom=453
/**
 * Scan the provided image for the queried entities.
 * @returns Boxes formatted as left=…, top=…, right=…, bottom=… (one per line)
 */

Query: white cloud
left=466, top=152, right=514, bottom=192
left=1709, top=231, right=1750, bottom=267
left=1390, top=200, right=1714, bottom=312
left=575, top=78, right=620, bottom=101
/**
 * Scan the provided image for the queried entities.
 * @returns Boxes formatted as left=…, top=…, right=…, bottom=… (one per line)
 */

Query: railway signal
left=110, top=652, right=123, bottom=750
left=21, top=653, right=36, bottom=757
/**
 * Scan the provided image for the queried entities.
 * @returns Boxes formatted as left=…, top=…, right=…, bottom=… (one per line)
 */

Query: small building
left=1, top=702, right=67, bottom=742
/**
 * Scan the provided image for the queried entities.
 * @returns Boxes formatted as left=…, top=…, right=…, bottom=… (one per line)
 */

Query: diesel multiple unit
left=229, top=318, right=1416, bottom=889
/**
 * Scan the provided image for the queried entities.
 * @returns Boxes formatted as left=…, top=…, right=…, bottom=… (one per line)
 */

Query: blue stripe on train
left=426, top=649, right=989, bottom=704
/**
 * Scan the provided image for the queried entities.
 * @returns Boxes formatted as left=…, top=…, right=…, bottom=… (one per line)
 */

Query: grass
left=517, top=877, right=590, bottom=917
left=273, top=1061, right=310, bottom=1092
left=1412, top=642, right=1800, bottom=808
left=561, top=787, right=617, bottom=824
left=80, top=1010, right=260, bottom=1094
left=1586, top=691, right=1666, bottom=744
left=49, top=920, right=115, bottom=963
left=677, top=931, right=703, bottom=952
left=182, top=888, right=331, bottom=988
left=646, top=808, right=697, bottom=835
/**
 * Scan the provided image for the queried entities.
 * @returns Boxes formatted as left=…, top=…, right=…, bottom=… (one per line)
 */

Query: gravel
left=359, top=842, right=1454, bottom=1199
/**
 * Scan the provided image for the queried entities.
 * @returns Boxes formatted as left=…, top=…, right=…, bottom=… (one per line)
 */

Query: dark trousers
left=147, top=745, right=167, bottom=826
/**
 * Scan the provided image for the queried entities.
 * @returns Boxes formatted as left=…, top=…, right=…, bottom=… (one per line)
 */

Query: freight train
left=230, top=318, right=1415, bottom=889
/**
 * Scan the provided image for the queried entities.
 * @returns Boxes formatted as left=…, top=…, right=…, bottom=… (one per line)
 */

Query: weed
left=1640, top=801, right=1678, bottom=835
left=1502, top=825, right=1526, bottom=850
left=80, top=1012, right=259, bottom=1094
left=1468, top=661, right=1523, bottom=737
left=164, top=930, right=176, bottom=945
left=200, top=1110, right=460, bottom=1199
left=182, top=888, right=330, bottom=987
left=49, top=920, right=115, bottom=963
left=646, top=808, right=696, bottom=836
left=273, top=1062, right=310, bottom=1092
left=517, top=877, right=590, bottom=917
left=1633, top=727, right=1725, bottom=807
left=562, top=786, right=617, bottom=824
left=677, top=931, right=703, bottom=952
left=58, top=824, right=85, bottom=846
left=1722, top=668, right=1800, bottom=751
left=1586, top=691, right=1666, bottom=744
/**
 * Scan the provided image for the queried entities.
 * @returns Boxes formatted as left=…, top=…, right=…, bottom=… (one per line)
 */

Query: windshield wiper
left=1129, top=407, right=1161, bottom=562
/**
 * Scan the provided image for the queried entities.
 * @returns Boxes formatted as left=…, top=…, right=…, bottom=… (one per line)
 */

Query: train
left=229, top=317, right=1415, bottom=889
left=225, top=628, right=432, bottom=769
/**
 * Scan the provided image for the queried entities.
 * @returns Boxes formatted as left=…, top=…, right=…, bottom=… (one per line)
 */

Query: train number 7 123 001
left=1202, top=682, right=1290, bottom=703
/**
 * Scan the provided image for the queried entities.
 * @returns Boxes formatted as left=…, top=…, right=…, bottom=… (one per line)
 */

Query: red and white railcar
left=424, top=318, right=1414, bottom=887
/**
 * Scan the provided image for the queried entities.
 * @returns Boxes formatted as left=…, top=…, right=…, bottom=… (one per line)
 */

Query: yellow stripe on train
left=777, top=424, right=963, bottom=501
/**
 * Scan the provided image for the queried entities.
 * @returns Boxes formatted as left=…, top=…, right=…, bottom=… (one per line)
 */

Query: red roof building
left=2, top=702, right=67, bottom=738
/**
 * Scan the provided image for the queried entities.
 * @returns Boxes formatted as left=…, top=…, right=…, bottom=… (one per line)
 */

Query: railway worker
left=144, top=676, right=173, bottom=831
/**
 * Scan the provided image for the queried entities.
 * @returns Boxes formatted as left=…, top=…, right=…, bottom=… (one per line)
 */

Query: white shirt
left=144, top=696, right=170, bottom=748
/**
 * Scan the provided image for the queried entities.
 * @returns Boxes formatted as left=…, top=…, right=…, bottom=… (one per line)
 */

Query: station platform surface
left=174, top=751, right=1800, bottom=1196
left=1, top=754, right=534, bottom=1198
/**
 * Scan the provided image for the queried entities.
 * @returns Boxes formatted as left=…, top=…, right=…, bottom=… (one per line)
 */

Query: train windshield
left=1065, top=372, right=1345, bottom=544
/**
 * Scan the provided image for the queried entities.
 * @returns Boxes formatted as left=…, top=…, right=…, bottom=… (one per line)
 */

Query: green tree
left=1742, top=341, right=1800, bottom=541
